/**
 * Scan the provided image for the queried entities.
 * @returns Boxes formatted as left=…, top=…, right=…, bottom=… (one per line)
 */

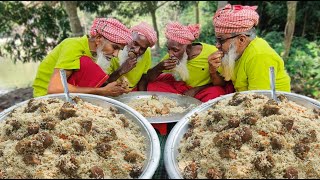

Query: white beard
left=118, top=46, right=143, bottom=66
left=172, top=52, right=189, bottom=81
left=221, top=42, right=239, bottom=81
left=96, top=46, right=111, bottom=73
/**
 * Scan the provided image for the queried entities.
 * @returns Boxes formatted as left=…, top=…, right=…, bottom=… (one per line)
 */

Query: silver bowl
left=0, top=93, right=161, bottom=179
left=113, top=91, right=202, bottom=124
left=164, top=90, right=320, bottom=179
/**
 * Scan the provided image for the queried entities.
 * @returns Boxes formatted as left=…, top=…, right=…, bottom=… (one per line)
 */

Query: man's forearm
left=146, top=65, right=163, bottom=82
left=104, top=69, right=123, bottom=85
left=48, top=83, right=103, bottom=95
left=209, top=66, right=226, bottom=86
left=137, top=74, right=148, bottom=91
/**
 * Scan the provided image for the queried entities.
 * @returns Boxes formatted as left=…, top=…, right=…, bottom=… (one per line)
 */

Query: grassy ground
left=0, top=56, right=39, bottom=91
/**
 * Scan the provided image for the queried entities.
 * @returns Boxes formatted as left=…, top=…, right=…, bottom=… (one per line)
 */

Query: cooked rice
left=177, top=93, right=320, bottom=179
left=127, top=95, right=186, bottom=117
left=0, top=97, right=146, bottom=179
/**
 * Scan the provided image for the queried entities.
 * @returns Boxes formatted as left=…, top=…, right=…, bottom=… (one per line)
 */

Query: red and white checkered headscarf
left=90, top=18, right=132, bottom=44
left=165, top=22, right=200, bottom=45
left=213, top=4, right=259, bottom=34
left=131, top=22, right=158, bottom=47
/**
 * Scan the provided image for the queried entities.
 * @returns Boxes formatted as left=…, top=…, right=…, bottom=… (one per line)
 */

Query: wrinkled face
left=127, top=32, right=151, bottom=57
left=215, top=32, right=241, bottom=54
left=95, top=35, right=126, bottom=59
left=166, top=39, right=188, bottom=60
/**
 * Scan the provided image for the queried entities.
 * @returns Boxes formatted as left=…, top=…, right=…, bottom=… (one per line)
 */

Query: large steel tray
left=113, top=91, right=202, bottom=124
left=164, top=90, right=320, bottom=179
left=0, top=93, right=160, bottom=179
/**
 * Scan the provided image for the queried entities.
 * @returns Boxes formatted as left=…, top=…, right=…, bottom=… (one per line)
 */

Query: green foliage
left=0, top=2, right=71, bottom=63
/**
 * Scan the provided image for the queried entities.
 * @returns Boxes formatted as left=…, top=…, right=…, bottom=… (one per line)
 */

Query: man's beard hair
left=221, top=41, right=239, bottom=81
left=118, top=46, right=143, bottom=66
left=96, top=44, right=111, bottom=73
left=172, top=51, right=189, bottom=81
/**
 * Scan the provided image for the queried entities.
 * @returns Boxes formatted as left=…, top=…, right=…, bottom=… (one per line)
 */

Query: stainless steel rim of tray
left=164, top=90, right=320, bottom=179
left=113, top=91, right=202, bottom=124
left=0, top=93, right=161, bottom=179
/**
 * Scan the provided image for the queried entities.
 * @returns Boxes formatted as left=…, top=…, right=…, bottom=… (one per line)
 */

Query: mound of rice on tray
left=0, top=97, right=147, bottom=179
left=177, top=92, right=320, bottom=179
left=127, top=95, right=186, bottom=117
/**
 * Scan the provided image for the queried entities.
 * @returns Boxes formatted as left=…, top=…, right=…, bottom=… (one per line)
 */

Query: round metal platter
left=0, top=93, right=160, bottom=179
left=113, top=91, right=202, bottom=124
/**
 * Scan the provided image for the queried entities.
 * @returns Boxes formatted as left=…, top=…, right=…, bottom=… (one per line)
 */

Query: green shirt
left=162, top=42, right=218, bottom=87
left=219, top=37, right=291, bottom=92
left=106, top=48, right=152, bottom=89
left=32, top=35, right=93, bottom=97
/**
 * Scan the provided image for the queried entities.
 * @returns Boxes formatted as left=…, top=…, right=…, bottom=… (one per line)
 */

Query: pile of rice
left=177, top=92, right=320, bottom=179
left=0, top=97, right=147, bottom=179
left=127, top=95, right=186, bottom=117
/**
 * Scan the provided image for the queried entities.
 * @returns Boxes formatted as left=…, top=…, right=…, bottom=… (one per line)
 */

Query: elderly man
left=143, top=22, right=234, bottom=102
left=32, top=18, right=132, bottom=97
left=208, top=4, right=291, bottom=92
left=143, top=22, right=234, bottom=135
left=99, top=22, right=157, bottom=91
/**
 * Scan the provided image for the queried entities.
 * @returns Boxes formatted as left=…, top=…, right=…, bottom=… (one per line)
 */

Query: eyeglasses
left=215, top=34, right=249, bottom=45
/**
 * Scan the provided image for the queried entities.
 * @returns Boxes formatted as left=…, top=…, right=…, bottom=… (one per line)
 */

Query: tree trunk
left=62, top=1, right=83, bottom=37
left=283, top=1, right=297, bottom=59
left=301, top=11, right=307, bottom=37
left=195, top=1, right=199, bottom=24
left=217, top=1, right=228, bottom=9
left=146, top=2, right=160, bottom=53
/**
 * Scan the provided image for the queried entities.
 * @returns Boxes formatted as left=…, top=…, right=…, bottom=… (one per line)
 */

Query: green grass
left=0, top=56, right=39, bottom=90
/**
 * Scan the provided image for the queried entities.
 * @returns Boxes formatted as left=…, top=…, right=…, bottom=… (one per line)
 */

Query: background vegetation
left=0, top=1, right=319, bottom=100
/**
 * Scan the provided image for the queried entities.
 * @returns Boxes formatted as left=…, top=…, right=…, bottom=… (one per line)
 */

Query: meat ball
left=283, top=166, right=298, bottom=179
left=59, top=102, right=77, bottom=120
left=262, top=99, right=280, bottom=116
left=23, top=154, right=41, bottom=165
left=96, top=143, right=112, bottom=158
left=71, top=139, right=85, bottom=152
left=301, top=130, right=317, bottom=143
left=241, top=112, right=259, bottom=125
left=36, top=132, right=53, bottom=148
left=293, top=143, right=310, bottom=160
left=80, top=120, right=92, bottom=133
left=219, top=147, right=237, bottom=159
left=89, top=166, right=104, bottom=179
left=129, top=165, right=142, bottom=178
left=27, top=123, right=40, bottom=135
left=282, top=119, right=294, bottom=131
left=58, top=156, right=79, bottom=176
left=183, top=161, right=198, bottom=179
left=228, top=117, right=240, bottom=128
left=206, top=168, right=224, bottom=179
left=253, top=154, right=275, bottom=174
left=124, top=151, right=140, bottom=163
left=270, top=137, right=283, bottom=150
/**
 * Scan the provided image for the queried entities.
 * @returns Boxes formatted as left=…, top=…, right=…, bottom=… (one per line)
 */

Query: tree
left=62, top=1, right=83, bottom=37
left=195, top=1, right=199, bottom=24
left=0, top=1, right=71, bottom=63
left=283, top=1, right=297, bottom=59
left=218, top=1, right=228, bottom=9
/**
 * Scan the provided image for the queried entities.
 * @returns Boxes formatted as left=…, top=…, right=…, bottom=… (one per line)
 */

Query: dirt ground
left=0, top=87, right=33, bottom=112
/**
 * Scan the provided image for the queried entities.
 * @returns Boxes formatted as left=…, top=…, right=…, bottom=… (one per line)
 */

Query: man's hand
left=100, top=81, right=130, bottom=97
left=183, top=88, right=198, bottom=97
left=208, top=51, right=224, bottom=71
left=119, top=56, right=137, bottom=75
left=158, top=57, right=179, bottom=71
